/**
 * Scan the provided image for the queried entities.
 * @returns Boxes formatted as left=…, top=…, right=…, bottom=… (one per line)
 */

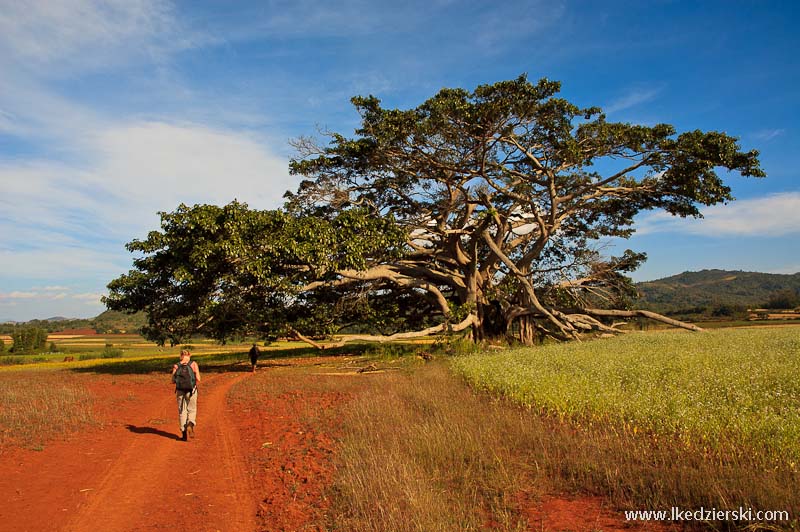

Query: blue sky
left=1, top=0, right=798, bottom=321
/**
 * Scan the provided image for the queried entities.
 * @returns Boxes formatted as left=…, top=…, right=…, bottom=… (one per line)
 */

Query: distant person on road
left=249, top=343, right=260, bottom=373
left=171, top=349, right=200, bottom=441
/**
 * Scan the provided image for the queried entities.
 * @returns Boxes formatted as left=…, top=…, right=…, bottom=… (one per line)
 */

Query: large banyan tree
left=105, top=76, right=763, bottom=345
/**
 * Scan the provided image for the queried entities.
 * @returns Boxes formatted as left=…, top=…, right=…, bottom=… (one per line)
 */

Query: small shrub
left=49, top=342, right=58, bottom=353
left=432, top=336, right=483, bottom=357
left=101, top=348, right=124, bottom=359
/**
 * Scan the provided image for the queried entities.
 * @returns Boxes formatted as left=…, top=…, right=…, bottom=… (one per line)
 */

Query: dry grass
left=326, top=363, right=534, bottom=532
left=0, top=372, right=94, bottom=447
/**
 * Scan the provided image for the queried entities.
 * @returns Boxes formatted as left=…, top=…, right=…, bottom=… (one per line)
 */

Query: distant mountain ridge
left=0, top=310, right=147, bottom=335
left=636, top=269, right=800, bottom=312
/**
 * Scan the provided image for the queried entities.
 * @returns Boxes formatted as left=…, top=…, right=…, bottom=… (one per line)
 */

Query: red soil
left=230, top=388, right=345, bottom=532
left=0, top=360, right=682, bottom=531
left=519, top=493, right=679, bottom=532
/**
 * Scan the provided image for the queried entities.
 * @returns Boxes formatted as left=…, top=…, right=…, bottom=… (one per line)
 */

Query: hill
left=635, top=269, right=800, bottom=314
left=90, top=309, right=148, bottom=334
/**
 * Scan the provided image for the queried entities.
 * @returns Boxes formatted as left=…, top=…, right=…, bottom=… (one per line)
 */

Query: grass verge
left=0, top=373, right=94, bottom=448
left=327, top=362, right=533, bottom=531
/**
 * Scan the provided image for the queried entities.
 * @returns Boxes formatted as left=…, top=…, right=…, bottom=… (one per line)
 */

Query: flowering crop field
left=452, top=328, right=800, bottom=467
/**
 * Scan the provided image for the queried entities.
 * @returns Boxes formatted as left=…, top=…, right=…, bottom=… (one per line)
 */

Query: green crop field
left=452, top=327, right=800, bottom=469
left=0, top=334, right=313, bottom=370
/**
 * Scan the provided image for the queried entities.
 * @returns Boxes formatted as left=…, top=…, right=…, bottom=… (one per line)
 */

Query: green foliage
left=0, top=319, right=73, bottom=335
left=710, top=303, right=748, bottom=319
left=105, top=201, right=408, bottom=345
left=452, top=328, right=800, bottom=467
left=765, top=288, right=800, bottom=309
left=0, top=338, right=4, bottom=352
left=10, top=327, right=48, bottom=353
left=100, top=348, right=124, bottom=359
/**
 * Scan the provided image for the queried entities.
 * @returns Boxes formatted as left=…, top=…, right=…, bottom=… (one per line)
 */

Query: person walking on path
left=249, top=343, right=260, bottom=373
left=171, top=349, right=200, bottom=441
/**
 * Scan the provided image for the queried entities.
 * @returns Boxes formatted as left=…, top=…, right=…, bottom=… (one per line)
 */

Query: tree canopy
left=105, top=75, right=764, bottom=345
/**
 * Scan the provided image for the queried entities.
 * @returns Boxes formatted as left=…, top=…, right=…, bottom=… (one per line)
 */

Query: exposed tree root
left=293, top=307, right=701, bottom=351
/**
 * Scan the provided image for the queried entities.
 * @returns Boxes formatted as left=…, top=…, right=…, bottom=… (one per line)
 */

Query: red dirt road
left=0, top=373, right=256, bottom=532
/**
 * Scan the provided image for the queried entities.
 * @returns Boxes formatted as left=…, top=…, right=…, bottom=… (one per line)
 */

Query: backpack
left=174, top=363, right=196, bottom=393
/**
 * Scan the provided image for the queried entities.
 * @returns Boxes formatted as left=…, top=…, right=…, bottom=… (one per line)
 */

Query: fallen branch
left=288, top=327, right=326, bottom=349
left=334, top=314, right=479, bottom=345
left=583, top=308, right=704, bottom=332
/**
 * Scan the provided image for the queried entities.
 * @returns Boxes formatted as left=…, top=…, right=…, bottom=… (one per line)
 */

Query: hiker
left=249, top=343, right=260, bottom=372
left=171, top=349, right=200, bottom=441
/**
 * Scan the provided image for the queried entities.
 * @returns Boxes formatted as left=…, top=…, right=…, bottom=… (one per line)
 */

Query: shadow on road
left=125, top=424, right=182, bottom=441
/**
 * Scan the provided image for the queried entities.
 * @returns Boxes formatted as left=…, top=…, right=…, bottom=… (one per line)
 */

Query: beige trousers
left=176, top=390, right=198, bottom=430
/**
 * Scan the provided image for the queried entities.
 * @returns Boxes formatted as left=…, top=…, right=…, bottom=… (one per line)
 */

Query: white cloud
left=0, top=120, right=295, bottom=285
left=0, top=289, right=106, bottom=321
left=92, top=121, right=293, bottom=220
left=72, top=292, right=104, bottom=302
left=605, top=87, right=661, bottom=115
left=753, top=128, right=785, bottom=142
left=636, top=192, right=800, bottom=237
left=1, top=291, right=39, bottom=299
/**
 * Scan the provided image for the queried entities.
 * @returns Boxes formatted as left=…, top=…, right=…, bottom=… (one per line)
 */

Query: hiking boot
left=187, top=421, right=195, bottom=438
left=182, top=427, right=188, bottom=441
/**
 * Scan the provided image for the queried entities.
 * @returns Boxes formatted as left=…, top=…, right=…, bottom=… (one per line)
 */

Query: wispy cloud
left=0, top=0, right=203, bottom=74
left=0, top=290, right=82, bottom=301
left=72, top=292, right=104, bottom=302
left=753, top=128, right=785, bottom=142
left=0, top=291, right=40, bottom=300
left=604, top=86, right=662, bottom=115
left=636, top=192, right=800, bottom=237
left=1, top=121, right=295, bottom=279
left=0, top=288, right=107, bottom=320
left=473, top=1, right=566, bottom=51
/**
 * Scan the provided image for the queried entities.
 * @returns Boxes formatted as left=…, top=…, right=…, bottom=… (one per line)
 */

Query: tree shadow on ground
left=68, top=344, right=364, bottom=376
left=125, top=424, right=182, bottom=441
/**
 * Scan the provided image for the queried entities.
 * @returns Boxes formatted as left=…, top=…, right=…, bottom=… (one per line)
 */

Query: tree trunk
left=474, top=300, right=507, bottom=343
left=517, top=315, right=537, bottom=345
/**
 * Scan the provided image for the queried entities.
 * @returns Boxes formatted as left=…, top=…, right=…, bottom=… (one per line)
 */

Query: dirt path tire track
left=61, top=372, right=255, bottom=532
